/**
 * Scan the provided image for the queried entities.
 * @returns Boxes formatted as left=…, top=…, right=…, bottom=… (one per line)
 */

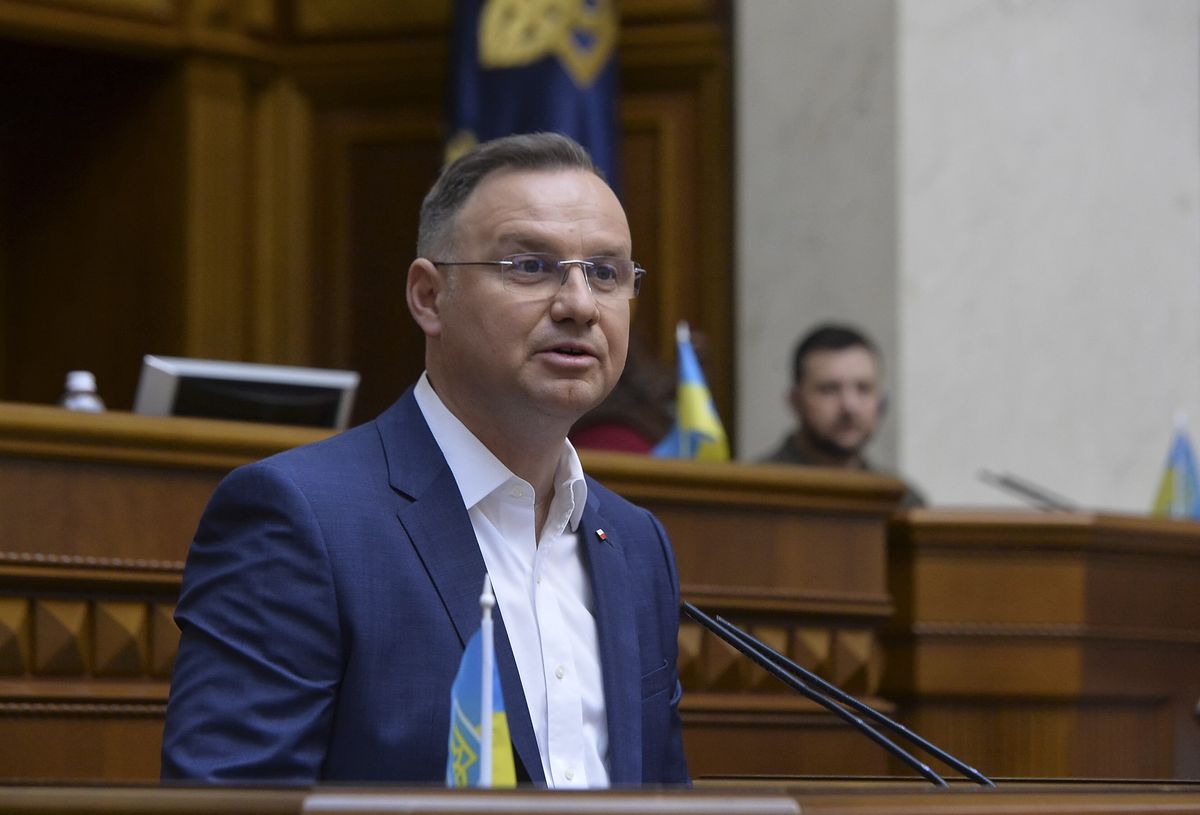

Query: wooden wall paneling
left=290, top=5, right=733, bottom=429
left=620, top=18, right=733, bottom=433
left=249, top=74, right=316, bottom=365
left=0, top=0, right=736, bottom=433
left=623, top=0, right=727, bottom=22
left=290, top=0, right=450, bottom=37
left=620, top=95, right=694, bottom=364
left=312, top=110, right=444, bottom=424
left=181, top=55, right=252, bottom=361
left=285, top=27, right=448, bottom=424
left=0, top=0, right=181, bottom=53
left=0, top=41, right=186, bottom=410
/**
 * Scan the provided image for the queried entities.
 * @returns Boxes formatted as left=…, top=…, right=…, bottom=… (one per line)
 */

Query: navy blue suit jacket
left=161, top=389, right=689, bottom=785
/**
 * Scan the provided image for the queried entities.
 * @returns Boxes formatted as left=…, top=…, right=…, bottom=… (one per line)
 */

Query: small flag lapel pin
left=595, top=529, right=607, bottom=542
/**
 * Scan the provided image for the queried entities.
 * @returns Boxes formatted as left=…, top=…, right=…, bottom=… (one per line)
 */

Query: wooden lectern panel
left=0, top=405, right=329, bottom=781
left=8, top=404, right=1200, bottom=783
left=0, top=404, right=906, bottom=782
left=886, top=510, right=1200, bottom=779
left=583, top=453, right=903, bottom=778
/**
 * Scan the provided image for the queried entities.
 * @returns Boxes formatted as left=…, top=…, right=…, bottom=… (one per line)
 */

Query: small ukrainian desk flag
left=446, top=576, right=516, bottom=788
left=1151, top=418, right=1200, bottom=520
left=653, top=321, right=730, bottom=462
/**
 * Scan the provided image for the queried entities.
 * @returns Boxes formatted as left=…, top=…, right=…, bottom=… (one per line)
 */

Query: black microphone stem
left=683, top=602, right=949, bottom=788
left=711, top=611, right=995, bottom=788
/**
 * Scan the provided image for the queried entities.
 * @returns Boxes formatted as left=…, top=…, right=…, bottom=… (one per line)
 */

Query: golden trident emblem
left=478, top=0, right=617, bottom=88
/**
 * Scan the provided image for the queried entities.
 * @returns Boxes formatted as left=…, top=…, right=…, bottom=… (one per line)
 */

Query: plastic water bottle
left=59, top=370, right=106, bottom=413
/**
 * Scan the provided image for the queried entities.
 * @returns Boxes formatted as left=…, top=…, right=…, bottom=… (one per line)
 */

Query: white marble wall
left=736, top=0, right=1200, bottom=512
left=735, top=0, right=900, bottom=464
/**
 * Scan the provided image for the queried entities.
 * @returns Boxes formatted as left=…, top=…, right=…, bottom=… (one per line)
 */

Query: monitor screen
left=133, top=355, right=360, bottom=430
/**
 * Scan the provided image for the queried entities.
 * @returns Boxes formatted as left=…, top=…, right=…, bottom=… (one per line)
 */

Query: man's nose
left=551, top=263, right=598, bottom=320
left=839, top=387, right=865, bottom=411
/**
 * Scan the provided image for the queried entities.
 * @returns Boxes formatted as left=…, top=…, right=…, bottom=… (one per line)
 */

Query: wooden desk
left=0, top=404, right=330, bottom=780
left=886, top=509, right=1200, bottom=779
left=0, top=404, right=905, bottom=781
left=7, top=405, right=1200, bottom=782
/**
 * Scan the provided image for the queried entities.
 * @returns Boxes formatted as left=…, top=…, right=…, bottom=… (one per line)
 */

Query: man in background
left=761, top=323, right=926, bottom=507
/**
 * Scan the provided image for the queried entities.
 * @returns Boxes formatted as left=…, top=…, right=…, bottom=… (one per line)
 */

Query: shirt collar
left=414, top=372, right=589, bottom=531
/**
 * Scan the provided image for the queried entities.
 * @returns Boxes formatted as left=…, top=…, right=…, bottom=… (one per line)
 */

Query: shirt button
left=564, top=768, right=575, bottom=781
left=535, top=575, right=542, bottom=585
left=555, top=665, right=565, bottom=680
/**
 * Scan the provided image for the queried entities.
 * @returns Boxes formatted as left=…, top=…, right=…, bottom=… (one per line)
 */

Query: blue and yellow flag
left=1151, top=423, right=1200, bottom=520
left=447, top=0, right=620, bottom=179
left=653, top=321, right=729, bottom=462
left=446, top=586, right=516, bottom=788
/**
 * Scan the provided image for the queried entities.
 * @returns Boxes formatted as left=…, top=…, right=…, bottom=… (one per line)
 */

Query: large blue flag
left=1151, top=422, right=1200, bottom=520
left=446, top=579, right=516, bottom=788
left=447, top=0, right=620, bottom=181
left=653, top=321, right=729, bottom=462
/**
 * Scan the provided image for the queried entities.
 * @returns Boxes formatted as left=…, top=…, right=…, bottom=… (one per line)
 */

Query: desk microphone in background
left=978, top=469, right=1078, bottom=512
left=682, top=601, right=995, bottom=788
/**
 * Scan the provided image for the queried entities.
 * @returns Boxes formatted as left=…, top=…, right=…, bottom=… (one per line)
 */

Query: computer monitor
left=133, top=355, right=360, bottom=430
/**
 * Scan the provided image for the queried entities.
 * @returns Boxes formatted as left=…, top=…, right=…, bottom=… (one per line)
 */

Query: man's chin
left=530, top=379, right=608, bottom=420
left=807, top=431, right=869, bottom=460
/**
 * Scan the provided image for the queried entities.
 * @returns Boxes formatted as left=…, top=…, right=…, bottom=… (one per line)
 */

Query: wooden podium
left=2, top=403, right=1200, bottom=784
left=886, top=509, right=1200, bottom=780
left=0, top=403, right=904, bottom=781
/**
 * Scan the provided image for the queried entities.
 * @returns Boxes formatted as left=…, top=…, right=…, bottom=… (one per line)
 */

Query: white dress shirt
left=414, top=373, right=610, bottom=788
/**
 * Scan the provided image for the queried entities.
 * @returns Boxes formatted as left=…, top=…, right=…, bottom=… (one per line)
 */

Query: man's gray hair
left=417, top=132, right=603, bottom=259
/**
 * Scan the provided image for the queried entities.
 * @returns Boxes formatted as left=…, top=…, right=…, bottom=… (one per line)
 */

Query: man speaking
left=161, top=133, right=689, bottom=787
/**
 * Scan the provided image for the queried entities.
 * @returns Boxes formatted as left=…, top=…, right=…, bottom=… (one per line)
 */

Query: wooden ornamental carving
left=93, top=601, right=150, bottom=677
left=0, top=598, right=31, bottom=676
left=33, top=600, right=91, bottom=677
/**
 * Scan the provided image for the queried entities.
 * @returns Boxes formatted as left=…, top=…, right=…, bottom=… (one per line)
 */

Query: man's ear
left=878, top=392, right=890, bottom=419
left=406, top=258, right=445, bottom=338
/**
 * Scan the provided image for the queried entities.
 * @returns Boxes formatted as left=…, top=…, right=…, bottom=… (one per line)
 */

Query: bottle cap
left=66, top=370, right=97, bottom=393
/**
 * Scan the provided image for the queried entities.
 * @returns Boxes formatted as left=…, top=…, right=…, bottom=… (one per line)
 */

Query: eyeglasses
left=431, top=253, right=646, bottom=300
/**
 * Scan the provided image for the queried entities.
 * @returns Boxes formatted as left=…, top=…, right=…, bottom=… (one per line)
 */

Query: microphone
left=978, top=469, right=1077, bottom=512
left=683, top=602, right=996, bottom=788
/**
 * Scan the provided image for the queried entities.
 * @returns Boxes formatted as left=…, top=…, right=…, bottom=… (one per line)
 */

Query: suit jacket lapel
left=580, top=498, right=642, bottom=785
left=380, top=392, right=545, bottom=785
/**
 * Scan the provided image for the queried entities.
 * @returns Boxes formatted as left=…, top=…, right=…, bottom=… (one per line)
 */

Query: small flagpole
left=1174, top=411, right=1188, bottom=516
left=677, top=320, right=690, bottom=346
left=479, top=575, right=495, bottom=788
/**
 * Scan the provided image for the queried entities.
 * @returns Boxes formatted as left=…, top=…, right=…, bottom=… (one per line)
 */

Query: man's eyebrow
left=494, top=233, right=632, bottom=258
left=496, top=233, right=553, bottom=252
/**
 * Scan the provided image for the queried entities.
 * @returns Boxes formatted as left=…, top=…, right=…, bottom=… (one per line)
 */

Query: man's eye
left=591, top=263, right=619, bottom=283
left=512, top=256, right=548, bottom=275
